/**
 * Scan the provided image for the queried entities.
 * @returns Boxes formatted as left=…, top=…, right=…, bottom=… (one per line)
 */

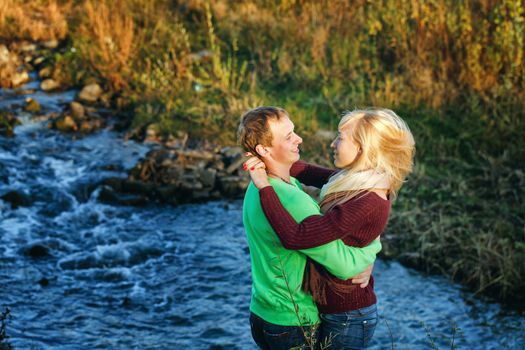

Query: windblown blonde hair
left=319, top=108, right=415, bottom=212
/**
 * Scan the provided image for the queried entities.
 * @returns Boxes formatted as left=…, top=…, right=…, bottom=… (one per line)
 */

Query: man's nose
left=295, top=135, right=303, bottom=144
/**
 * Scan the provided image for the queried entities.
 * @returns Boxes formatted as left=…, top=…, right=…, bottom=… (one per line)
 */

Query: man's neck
left=265, top=162, right=291, bottom=182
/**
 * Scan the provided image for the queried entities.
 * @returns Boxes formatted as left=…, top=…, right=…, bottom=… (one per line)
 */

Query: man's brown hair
left=237, top=106, right=288, bottom=157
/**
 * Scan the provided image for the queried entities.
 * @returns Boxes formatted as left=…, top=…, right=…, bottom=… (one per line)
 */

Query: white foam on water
left=42, top=156, right=87, bottom=188
left=96, top=242, right=132, bottom=263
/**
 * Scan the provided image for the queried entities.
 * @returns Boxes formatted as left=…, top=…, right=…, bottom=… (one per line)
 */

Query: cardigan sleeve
left=259, top=187, right=387, bottom=250
left=290, top=160, right=337, bottom=188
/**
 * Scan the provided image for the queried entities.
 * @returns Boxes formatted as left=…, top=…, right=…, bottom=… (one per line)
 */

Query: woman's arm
left=290, top=160, right=337, bottom=188
left=259, top=186, right=389, bottom=250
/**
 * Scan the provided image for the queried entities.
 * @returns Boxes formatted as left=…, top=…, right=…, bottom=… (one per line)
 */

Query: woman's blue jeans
left=250, top=312, right=319, bottom=350
left=320, top=304, right=378, bottom=349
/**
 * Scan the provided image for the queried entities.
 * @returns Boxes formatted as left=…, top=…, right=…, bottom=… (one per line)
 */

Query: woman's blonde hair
left=319, top=108, right=415, bottom=211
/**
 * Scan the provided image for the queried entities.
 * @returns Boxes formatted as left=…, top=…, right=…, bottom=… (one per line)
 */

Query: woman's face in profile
left=331, top=120, right=361, bottom=168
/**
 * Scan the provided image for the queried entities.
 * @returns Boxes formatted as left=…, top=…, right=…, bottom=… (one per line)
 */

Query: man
left=238, top=106, right=380, bottom=349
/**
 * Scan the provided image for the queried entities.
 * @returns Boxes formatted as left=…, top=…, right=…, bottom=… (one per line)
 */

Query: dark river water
left=0, top=81, right=524, bottom=349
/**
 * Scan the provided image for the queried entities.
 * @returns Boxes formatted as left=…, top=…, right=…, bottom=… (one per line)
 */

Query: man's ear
left=255, top=144, right=270, bottom=159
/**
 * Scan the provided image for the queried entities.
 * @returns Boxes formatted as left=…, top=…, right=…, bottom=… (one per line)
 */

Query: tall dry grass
left=75, top=0, right=134, bottom=89
left=0, top=0, right=69, bottom=41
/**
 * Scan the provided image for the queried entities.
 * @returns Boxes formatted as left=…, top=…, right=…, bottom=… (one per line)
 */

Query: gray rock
left=218, top=176, right=249, bottom=198
left=155, top=185, right=179, bottom=204
left=221, top=146, right=243, bottom=158
left=181, top=179, right=203, bottom=191
left=192, top=189, right=211, bottom=200
left=181, top=173, right=204, bottom=191
left=41, top=79, right=60, bottom=91
left=225, top=154, right=245, bottom=174
left=199, top=168, right=217, bottom=188
left=78, top=83, right=103, bottom=102
left=159, top=167, right=183, bottom=185
left=121, top=180, right=155, bottom=195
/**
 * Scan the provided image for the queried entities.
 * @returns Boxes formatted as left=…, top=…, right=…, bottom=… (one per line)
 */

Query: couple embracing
left=238, top=106, right=415, bottom=349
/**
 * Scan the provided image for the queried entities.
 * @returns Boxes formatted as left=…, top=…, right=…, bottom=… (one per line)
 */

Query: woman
left=245, top=108, right=415, bottom=349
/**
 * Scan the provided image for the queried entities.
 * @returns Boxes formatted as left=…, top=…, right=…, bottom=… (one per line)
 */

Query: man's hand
left=351, top=263, right=374, bottom=288
left=243, top=153, right=270, bottom=189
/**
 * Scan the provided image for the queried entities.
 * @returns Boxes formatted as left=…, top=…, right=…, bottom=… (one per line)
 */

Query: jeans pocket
left=263, top=328, right=306, bottom=350
left=321, top=306, right=379, bottom=349
left=362, top=313, right=378, bottom=346
left=320, top=312, right=348, bottom=326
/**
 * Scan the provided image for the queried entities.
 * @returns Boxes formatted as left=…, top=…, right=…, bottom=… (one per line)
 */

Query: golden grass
left=0, top=0, right=69, bottom=41
left=77, top=0, right=134, bottom=89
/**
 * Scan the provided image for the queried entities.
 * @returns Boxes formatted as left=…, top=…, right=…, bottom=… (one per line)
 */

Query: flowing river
left=0, top=82, right=524, bottom=350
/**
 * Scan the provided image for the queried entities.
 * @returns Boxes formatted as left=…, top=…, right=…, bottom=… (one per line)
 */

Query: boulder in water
left=25, top=244, right=50, bottom=259
left=41, top=78, right=60, bottom=91
left=24, top=98, right=41, bottom=113
left=70, top=101, right=85, bottom=119
left=54, top=115, right=78, bottom=132
left=1, top=190, right=32, bottom=208
left=0, top=111, right=20, bottom=137
left=98, top=185, right=149, bottom=206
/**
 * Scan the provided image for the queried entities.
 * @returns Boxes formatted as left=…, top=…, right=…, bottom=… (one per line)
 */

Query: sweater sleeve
left=290, top=160, right=337, bottom=188
left=259, top=186, right=385, bottom=250
left=300, top=239, right=381, bottom=280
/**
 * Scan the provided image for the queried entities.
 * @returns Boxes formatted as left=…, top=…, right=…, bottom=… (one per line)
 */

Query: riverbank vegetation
left=1, top=0, right=523, bottom=304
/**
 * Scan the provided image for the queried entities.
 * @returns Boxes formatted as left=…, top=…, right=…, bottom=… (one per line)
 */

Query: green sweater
left=243, top=177, right=382, bottom=326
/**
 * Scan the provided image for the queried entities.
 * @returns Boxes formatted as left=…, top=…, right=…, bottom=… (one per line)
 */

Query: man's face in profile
left=265, top=116, right=302, bottom=166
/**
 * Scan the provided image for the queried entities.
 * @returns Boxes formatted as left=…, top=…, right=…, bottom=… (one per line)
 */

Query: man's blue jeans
left=320, top=304, right=378, bottom=349
left=250, top=312, right=319, bottom=350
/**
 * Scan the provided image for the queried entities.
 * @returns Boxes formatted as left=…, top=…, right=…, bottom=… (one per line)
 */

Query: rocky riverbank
left=0, top=40, right=120, bottom=136
left=100, top=145, right=249, bottom=206
left=1, top=39, right=249, bottom=208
